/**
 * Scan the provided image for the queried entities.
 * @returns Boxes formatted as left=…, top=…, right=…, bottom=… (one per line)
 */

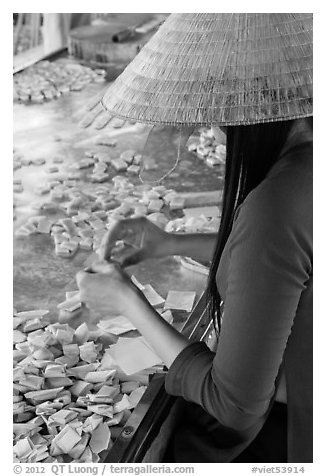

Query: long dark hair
left=207, top=120, right=295, bottom=331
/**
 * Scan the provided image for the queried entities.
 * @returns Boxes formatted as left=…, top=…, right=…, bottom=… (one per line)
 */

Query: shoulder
left=229, top=150, right=312, bottom=272
left=241, top=150, right=312, bottom=231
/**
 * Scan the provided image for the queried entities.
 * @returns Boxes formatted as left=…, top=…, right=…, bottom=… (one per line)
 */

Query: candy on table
left=57, top=293, right=81, bottom=313
left=48, top=180, right=61, bottom=188
left=133, top=153, right=142, bottom=165
left=32, top=348, right=54, bottom=360
left=183, top=206, right=221, bottom=219
left=14, top=60, right=106, bottom=105
left=93, top=163, right=108, bottom=174
left=147, top=199, right=164, bottom=213
left=40, top=202, right=59, bottom=213
left=113, top=203, right=132, bottom=217
left=89, top=423, right=111, bottom=454
left=58, top=217, right=78, bottom=236
left=84, top=150, right=96, bottom=158
left=24, top=387, right=65, bottom=405
left=74, top=323, right=90, bottom=345
left=79, top=158, right=95, bottom=168
left=49, top=190, right=64, bottom=201
left=55, top=242, right=78, bottom=258
left=164, top=290, right=196, bottom=313
left=79, top=342, right=98, bottom=364
left=35, top=185, right=51, bottom=195
left=169, top=195, right=186, bottom=210
left=90, top=173, right=109, bottom=183
left=97, top=316, right=136, bottom=336
left=12, top=296, right=154, bottom=459
left=78, top=227, right=94, bottom=239
left=19, top=374, right=44, bottom=391
left=46, top=323, right=75, bottom=344
left=93, top=151, right=112, bottom=164
left=140, top=189, right=161, bottom=204
left=141, top=284, right=165, bottom=308
left=188, top=142, right=197, bottom=152
left=128, top=386, right=147, bottom=409
left=95, top=137, right=117, bottom=147
left=32, top=158, right=46, bottom=166
left=78, top=239, right=92, bottom=251
left=72, top=211, right=91, bottom=223
left=52, top=425, right=82, bottom=454
left=120, top=381, right=140, bottom=394
left=113, top=394, right=132, bottom=413
left=111, top=158, right=128, bottom=172
left=92, top=210, right=107, bottom=220
left=88, top=217, right=106, bottom=231
left=152, top=185, right=167, bottom=196
left=188, top=127, right=226, bottom=166
left=111, top=118, right=125, bottom=129
left=52, top=156, right=64, bottom=163
left=67, top=363, right=100, bottom=379
left=206, top=156, right=222, bottom=167
left=160, top=309, right=174, bottom=324
left=146, top=212, right=168, bottom=229
left=67, top=172, right=81, bottom=180
left=68, top=434, right=89, bottom=459
left=14, top=309, right=49, bottom=321
left=83, top=369, right=116, bottom=384
left=129, top=207, right=147, bottom=219
left=46, top=377, right=74, bottom=388
left=35, top=216, right=54, bottom=233
left=23, top=318, right=47, bottom=333
left=106, top=337, right=162, bottom=376
left=120, top=150, right=135, bottom=164
left=14, top=330, right=27, bottom=344
left=47, top=166, right=59, bottom=173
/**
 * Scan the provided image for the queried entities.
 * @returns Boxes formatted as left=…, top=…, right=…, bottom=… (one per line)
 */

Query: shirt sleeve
left=165, top=170, right=312, bottom=432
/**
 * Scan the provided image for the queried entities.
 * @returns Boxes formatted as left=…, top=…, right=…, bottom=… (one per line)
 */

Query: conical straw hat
left=97, top=13, right=312, bottom=126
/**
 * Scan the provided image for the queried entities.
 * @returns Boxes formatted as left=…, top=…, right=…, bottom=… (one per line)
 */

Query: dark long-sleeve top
left=165, top=130, right=313, bottom=463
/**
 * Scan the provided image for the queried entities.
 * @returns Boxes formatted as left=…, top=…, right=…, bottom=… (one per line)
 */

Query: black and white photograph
left=10, top=7, right=316, bottom=471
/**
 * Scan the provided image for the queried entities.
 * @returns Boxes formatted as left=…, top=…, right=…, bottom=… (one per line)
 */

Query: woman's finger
left=98, top=221, right=123, bottom=261
left=99, top=218, right=146, bottom=261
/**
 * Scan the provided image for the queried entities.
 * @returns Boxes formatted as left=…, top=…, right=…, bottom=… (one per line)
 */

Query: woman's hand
left=76, top=261, right=190, bottom=368
left=98, top=217, right=173, bottom=267
left=76, top=261, right=141, bottom=316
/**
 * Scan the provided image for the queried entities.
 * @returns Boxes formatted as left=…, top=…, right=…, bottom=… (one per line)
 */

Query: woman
left=77, top=14, right=313, bottom=462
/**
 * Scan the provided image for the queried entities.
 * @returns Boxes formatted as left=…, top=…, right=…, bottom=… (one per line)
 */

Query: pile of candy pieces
left=14, top=147, right=193, bottom=257
left=13, top=309, right=148, bottom=463
left=14, top=61, right=106, bottom=104
left=188, top=127, right=226, bottom=168
left=165, top=214, right=221, bottom=234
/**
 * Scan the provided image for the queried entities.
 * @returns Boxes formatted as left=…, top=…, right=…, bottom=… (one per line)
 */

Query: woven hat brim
left=99, top=13, right=312, bottom=126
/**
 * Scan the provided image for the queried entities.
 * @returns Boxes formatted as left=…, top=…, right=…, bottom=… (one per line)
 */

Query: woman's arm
left=123, top=287, right=190, bottom=367
left=168, top=232, right=217, bottom=262
left=77, top=262, right=191, bottom=366
left=99, top=216, right=217, bottom=266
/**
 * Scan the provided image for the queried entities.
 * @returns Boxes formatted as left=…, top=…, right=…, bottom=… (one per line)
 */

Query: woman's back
left=166, top=124, right=312, bottom=462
